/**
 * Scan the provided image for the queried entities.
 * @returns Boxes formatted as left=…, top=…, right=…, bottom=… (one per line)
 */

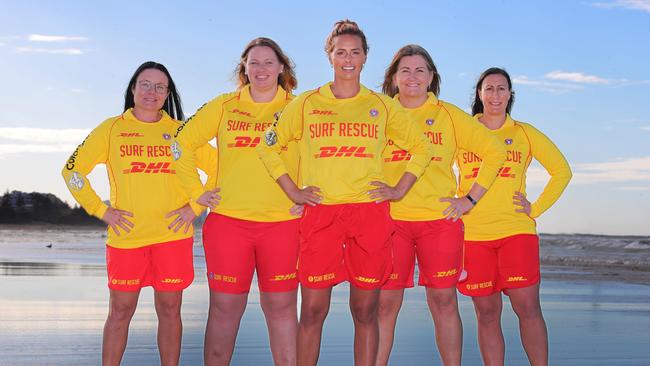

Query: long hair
left=382, top=44, right=440, bottom=98
left=123, top=61, right=184, bottom=120
left=471, top=67, right=515, bottom=116
left=324, top=19, right=369, bottom=55
left=235, top=37, right=297, bottom=92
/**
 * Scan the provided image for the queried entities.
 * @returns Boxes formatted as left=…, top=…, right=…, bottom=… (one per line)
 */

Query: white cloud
left=592, top=0, right=650, bottom=12
left=0, top=42, right=5, bottom=47
left=15, top=47, right=83, bottom=55
left=526, top=157, right=650, bottom=186
left=617, top=186, right=650, bottom=191
left=0, top=144, right=78, bottom=155
left=512, top=76, right=582, bottom=94
left=641, top=126, right=650, bottom=131
left=545, top=71, right=610, bottom=84
left=0, top=127, right=89, bottom=144
left=27, top=34, right=88, bottom=42
left=70, top=88, right=85, bottom=93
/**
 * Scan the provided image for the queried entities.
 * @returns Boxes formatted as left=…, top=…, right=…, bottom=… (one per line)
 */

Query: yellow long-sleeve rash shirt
left=258, top=83, right=434, bottom=204
left=173, top=86, right=298, bottom=222
left=383, top=94, right=506, bottom=221
left=457, top=114, right=572, bottom=241
left=61, top=109, right=217, bottom=249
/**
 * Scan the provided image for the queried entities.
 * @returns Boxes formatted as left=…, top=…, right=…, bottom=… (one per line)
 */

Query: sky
left=1, top=0, right=649, bottom=235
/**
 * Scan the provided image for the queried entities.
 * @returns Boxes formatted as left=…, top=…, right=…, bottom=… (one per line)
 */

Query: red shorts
left=382, top=219, right=464, bottom=290
left=457, top=234, right=540, bottom=297
left=106, top=237, right=194, bottom=292
left=299, top=202, right=394, bottom=290
left=202, top=213, right=299, bottom=294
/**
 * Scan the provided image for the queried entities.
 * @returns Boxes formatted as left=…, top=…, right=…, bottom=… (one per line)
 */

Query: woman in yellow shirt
left=173, top=38, right=300, bottom=365
left=457, top=67, right=572, bottom=366
left=377, top=45, right=505, bottom=366
left=62, top=61, right=215, bottom=366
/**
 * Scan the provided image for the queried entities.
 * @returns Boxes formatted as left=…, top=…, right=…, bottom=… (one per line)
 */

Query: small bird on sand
left=46, top=243, right=53, bottom=248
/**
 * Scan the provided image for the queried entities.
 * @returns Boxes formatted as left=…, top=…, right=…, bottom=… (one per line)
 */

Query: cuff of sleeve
left=530, top=203, right=541, bottom=219
left=189, top=200, right=205, bottom=216
left=93, top=203, right=109, bottom=220
left=405, top=163, right=426, bottom=179
left=270, top=165, right=289, bottom=181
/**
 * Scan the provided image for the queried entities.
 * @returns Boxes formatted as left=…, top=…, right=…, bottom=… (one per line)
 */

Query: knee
left=474, top=302, right=501, bottom=325
left=427, top=291, right=457, bottom=314
left=300, top=302, right=329, bottom=327
left=512, top=300, right=543, bottom=320
left=350, top=301, right=378, bottom=325
left=261, top=297, right=296, bottom=320
left=156, top=297, right=182, bottom=320
left=107, top=300, right=137, bottom=324
left=377, top=298, right=401, bottom=320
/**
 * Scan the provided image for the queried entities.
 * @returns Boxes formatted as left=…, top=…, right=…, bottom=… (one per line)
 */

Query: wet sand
left=1, top=262, right=649, bottom=365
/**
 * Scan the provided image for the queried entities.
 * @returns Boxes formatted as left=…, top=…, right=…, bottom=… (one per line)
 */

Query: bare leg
left=506, top=284, right=548, bottom=366
left=375, top=289, right=404, bottom=366
left=154, top=291, right=183, bottom=366
left=472, top=293, right=505, bottom=366
left=203, top=291, right=248, bottom=366
left=426, top=287, right=462, bottom=366
left=260, top=290, right=298, bottom=366
left=349, top=285, right=380, bottom=366
left=297, top=286, right=332, bottom=366
left=102, top=289, right=140, bottom=366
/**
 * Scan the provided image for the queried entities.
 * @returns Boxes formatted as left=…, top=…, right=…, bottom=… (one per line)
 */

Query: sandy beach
left=1, top=226, right=649, bottom=365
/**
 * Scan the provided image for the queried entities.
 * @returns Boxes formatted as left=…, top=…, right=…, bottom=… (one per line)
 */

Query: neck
left=479, top=111, right=507, bottom=130
left=330, top=78, right=360, bottom=99
left=132, top=107, right=161, bottom=123
left=249, top=85, right=278, bottom=103
left=399, top=93, right=428, bottom=109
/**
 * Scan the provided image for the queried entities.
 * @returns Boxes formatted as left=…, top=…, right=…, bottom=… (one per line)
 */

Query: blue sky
left=1, top=0, right=649, bottom=235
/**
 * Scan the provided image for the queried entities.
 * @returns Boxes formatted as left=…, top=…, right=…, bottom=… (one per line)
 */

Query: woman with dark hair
left=458, top=67, right=572, bottom=366
left=62, top=61, right=216, bottom=366
left=376, top=45, right=506, bottom=366
left=173, top=37, right=300, bottom=365
left=258, top=21, right=434, bottom=366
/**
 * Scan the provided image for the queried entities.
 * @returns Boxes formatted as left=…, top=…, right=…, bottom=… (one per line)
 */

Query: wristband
left=466, top=194, right=477, bottom=206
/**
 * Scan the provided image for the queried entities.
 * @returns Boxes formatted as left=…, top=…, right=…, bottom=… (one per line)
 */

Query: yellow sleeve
left=184, top=142, right=218, bottom=215
left=454, top=109, right=506, bottom=189
left=61, top=118, right=113, bottom=219
left=173, top=98, right=223, bottom=202
left=257, top=95, right=304, bottom=180
left=385, top=100, right=434, bottom=178
left=523, top=123, right=572, bottom=218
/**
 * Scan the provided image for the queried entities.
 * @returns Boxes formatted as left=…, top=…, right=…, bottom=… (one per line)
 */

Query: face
left=132, top=68, right=169, bottom=112
left=478, top=73, right=511, bottom=115
left=245, top=45, right=283, bottom=91
left=393, top=55, right=433, bottom=99
left=328, top=34, right=366, bottom=81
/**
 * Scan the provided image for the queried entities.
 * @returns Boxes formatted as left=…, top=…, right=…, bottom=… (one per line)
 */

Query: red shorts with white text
left=457, top=234, right=540, bottom=297
left=298, top=202, right=394, bottom=290
left=202, top=213, right=299, bottom=294
left=382, top=219, right=464, bottom=290
left=106, top=237, right=194, bottom=292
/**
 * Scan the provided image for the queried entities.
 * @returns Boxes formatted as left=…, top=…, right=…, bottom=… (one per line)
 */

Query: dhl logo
left=389, top=273, right=399, bottom=280
left=314, top=146, right=373, bottom=159
left=123, top=162, right=175, bottom=174
left=464, top=166, right=515, bottom=179
left=230, top=108, right=254, bottom=117
left=384, top=150, right=442, bottom=162
left=308, top=273, right=336, bottom=283
left=271, top=273, right=297, bottom=281
left=355, top=276, right=380, bottom=284
left=434, top=269, right=458, bottom=278
left=119, top=132, right=144, bottom=137
left=227, top=136, right=261, bottom=148
left=308, top=109, right=337, bottom=115
left=507, top=276, right=527, bottom=282
left=161, top=278, right=183, bottom=284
